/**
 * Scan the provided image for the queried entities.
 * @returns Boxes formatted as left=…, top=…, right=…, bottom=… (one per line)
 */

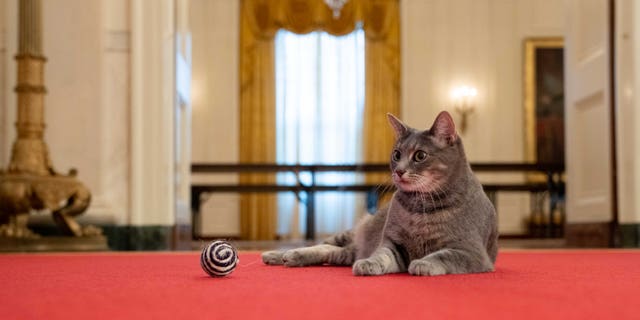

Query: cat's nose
left=394, top=169, right=406, bottom=177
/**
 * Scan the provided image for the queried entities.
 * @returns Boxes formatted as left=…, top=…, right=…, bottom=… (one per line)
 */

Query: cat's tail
left=322, top=229, right=355, bottom=247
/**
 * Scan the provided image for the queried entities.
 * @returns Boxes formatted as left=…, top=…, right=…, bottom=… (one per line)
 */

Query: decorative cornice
left=14, top=53, right=47, bottom=61
left=14, top=84, right=46, bottom=93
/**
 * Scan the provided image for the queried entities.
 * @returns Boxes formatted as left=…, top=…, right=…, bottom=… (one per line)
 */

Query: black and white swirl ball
left=200, top=240, right=239, bottom=277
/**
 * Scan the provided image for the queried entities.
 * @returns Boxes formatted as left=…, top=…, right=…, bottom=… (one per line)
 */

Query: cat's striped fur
left=262, top=111, right=498, bottom=276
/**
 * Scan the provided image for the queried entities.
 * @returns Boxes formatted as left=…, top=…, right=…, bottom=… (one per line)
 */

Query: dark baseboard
left=29, top=224, right=189, bottom=251
left=101, top=225, right=173, bottom=251
left=27, top=222, right=639, bottom=250
left=620, top=223, right=640, bottom=248
left=0, top=235, right=109, bottom=252
left=565, top=222, right=612, bottom=247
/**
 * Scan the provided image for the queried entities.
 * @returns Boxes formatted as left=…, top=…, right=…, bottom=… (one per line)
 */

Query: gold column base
left=0, top=172, right=100, bottom=239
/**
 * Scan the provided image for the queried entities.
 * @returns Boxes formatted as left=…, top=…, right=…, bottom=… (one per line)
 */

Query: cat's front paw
left=353, top=259, right=385, bottom=276
left=408, top=259, right=447, bottom=276
left=282, top=250, right=307, bottom=267
left=262, top=250, right=285, bottom=265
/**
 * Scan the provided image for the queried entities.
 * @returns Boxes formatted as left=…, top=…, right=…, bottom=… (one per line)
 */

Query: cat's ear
left=387, top=113, right=408, bottom=138
left=429, top=111, right=458, bottom=146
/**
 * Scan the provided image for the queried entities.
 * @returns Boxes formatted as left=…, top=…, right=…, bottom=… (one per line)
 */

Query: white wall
left=633, top=0, right=640, bottom=225
left=190, top=0, right=239, bottom=164
left=618, top=0, right=640, bottom=225
left=129, top=0, right=176, bottom=226
left=44, top=0, right=112, bottom=224
left=402, top=0, right=563, bottom=160
left=0, top=0, right=177, bottom=227
left=401, top=0, right=564, bottom=233
left=189, top=0, right=565, bottom=236
left=100, top=0, right=131, bottom=225
left=0, top=0, right=579, bottom=236
left=189, top=0, right=241, bottom=237
left=0, top=0, right=5, bottom=166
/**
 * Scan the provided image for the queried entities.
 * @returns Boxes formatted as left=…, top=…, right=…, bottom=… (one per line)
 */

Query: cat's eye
left=392, top=150, right=402, bottom=161
left=413, top=150, right=428, bottom=162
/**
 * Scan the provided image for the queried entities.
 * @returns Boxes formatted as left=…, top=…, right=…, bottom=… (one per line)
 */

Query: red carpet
left=1, top=250, right=639, bottom=319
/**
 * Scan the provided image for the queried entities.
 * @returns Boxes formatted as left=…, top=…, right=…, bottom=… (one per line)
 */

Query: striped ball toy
left=200, top=240, right=239, bottom=277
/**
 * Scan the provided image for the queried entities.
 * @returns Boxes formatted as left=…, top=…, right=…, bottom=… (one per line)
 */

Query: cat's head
left=387, top=111, right=466, bottom=193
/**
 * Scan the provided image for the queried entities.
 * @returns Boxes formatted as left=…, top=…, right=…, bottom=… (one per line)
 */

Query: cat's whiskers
left=403, top=172, right=435, bottom=212
left=411, top=173, right=424, bottom=190
left=377, top=175, right=395, bottom=197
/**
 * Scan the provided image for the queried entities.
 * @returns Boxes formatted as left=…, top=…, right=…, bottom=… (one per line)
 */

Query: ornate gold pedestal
left=0, top=0, right=107, bottom=251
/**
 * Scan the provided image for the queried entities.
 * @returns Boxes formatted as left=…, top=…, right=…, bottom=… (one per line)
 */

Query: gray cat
left=262, top=111, right=498, bottom=276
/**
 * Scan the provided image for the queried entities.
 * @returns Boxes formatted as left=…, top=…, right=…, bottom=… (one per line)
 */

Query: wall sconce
left=450, top=85, right=477, bottom=134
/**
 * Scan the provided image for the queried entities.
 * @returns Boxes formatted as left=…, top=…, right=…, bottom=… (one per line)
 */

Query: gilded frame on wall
left=523, top=37, right=565, bottom=178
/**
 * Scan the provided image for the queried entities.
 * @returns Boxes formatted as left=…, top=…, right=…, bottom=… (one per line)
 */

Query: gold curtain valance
left=242, top=0, right=397, bottom=38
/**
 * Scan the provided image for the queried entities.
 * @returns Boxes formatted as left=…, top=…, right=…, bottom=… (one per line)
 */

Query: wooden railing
left=191, top=163, right=565, bottom=240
